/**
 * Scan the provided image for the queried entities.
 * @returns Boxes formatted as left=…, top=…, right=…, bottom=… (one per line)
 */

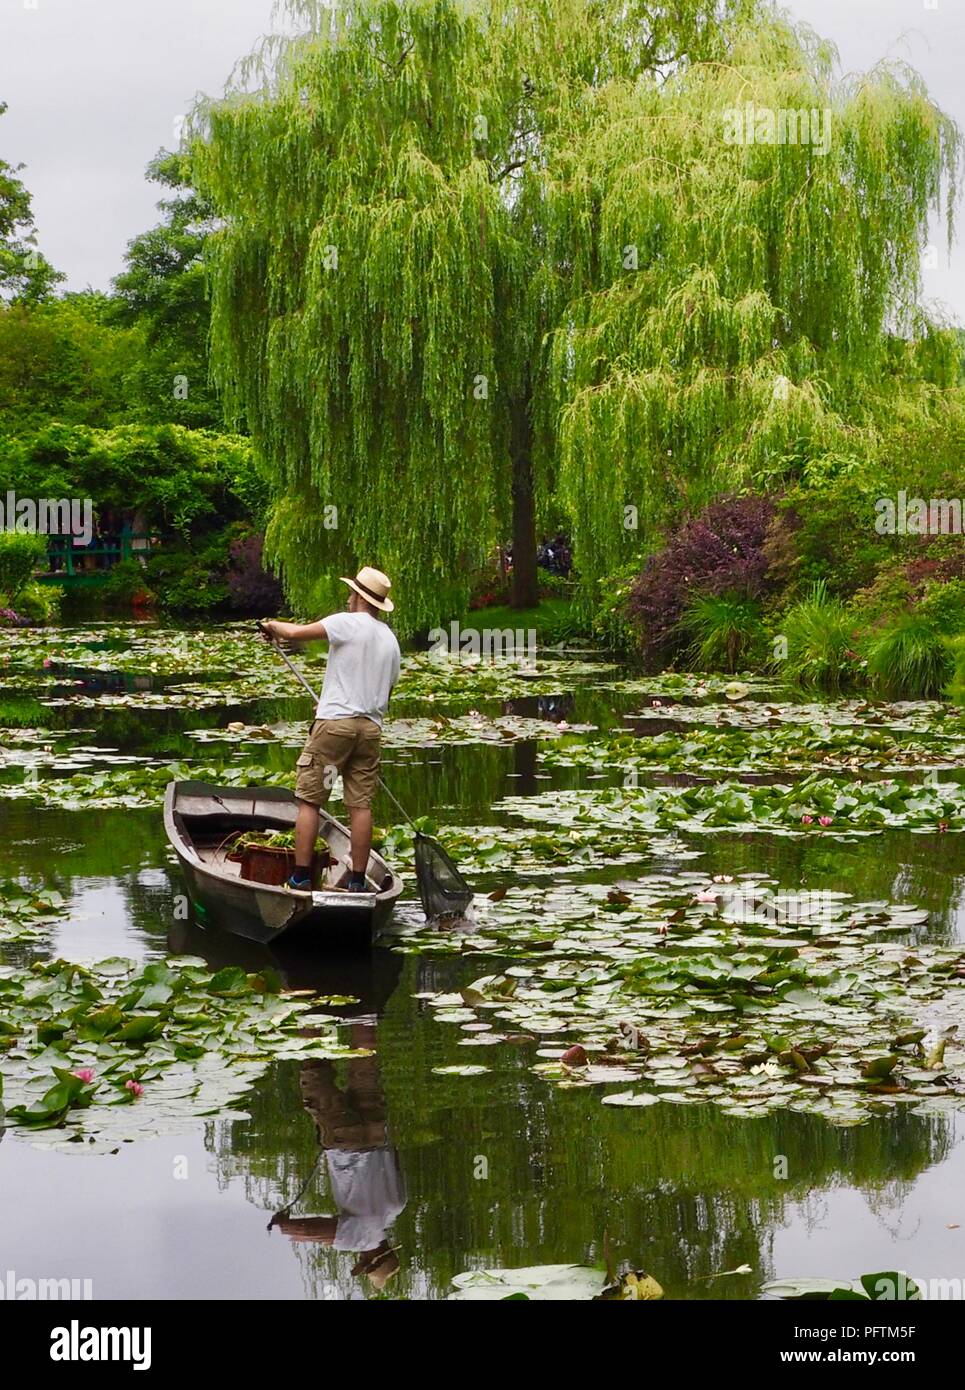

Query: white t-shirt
left=315, top=611, right=401, bottom=727
left=326, top=1147, right=406, bottom=1252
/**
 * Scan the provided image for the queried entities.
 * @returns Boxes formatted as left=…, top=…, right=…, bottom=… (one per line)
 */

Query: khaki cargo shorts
left=295, top=716, right=382, bottom=810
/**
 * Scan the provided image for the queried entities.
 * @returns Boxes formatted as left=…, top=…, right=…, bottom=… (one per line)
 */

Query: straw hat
left=340, top=566, right=394, bottom=613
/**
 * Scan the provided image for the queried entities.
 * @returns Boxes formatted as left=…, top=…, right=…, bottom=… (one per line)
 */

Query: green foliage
left=947, top=636, right=965, bottom=705
left=100, top=558, right=152, bottom=609
left=0, top=422, right=260, bottom=535
left=865, top=612, right=954, bottom=701
left=548, top=20, right=960, bottom=594
left=0, top=294, right=144, bottom=436
left=13, top=580, right=62, bottom=624
left=588, top=561, right=645, bottom=652
left=777, top=392, right=965, bottom=600
left=0, top=531, right=46, bottom=600
left=110, top=149, right=223, bottom=429
left=680, top=592, right=765, bottom=672
left=775, top=581, right=860, bottom=693
left=142, top=531, right=232, bottom=615
left=0, top=142, right=228, bottom=438
left=780, top=471, right=898, bottom=596
left=918, top=579, right=965, bottom=636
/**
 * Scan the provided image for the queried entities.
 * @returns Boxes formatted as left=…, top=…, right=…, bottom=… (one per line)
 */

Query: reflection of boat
left=163, top=781, right=404, bottom=949
left=167, top=914, right=405, bottom=1010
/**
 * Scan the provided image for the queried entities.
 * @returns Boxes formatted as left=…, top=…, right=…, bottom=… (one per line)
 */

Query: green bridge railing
left=36, top=535, right=159, bottom=587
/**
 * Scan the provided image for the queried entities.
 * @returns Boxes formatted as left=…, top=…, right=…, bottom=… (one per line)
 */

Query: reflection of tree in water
left=380, top=741, right=510, bottom=825
left=206, top=958, right=952, bottom=1300
left=694, top=831, right=965, bottom=946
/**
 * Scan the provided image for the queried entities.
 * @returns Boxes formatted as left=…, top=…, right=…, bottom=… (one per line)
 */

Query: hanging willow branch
left=544, top=19, right=962, bottom=591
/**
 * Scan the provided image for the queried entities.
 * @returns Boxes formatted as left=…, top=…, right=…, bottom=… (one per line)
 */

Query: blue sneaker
left=286, top=873, right=312, bottom=891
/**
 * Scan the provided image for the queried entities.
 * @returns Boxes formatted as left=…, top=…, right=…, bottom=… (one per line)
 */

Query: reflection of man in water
left=272, top=1023, right=406, bottom=1291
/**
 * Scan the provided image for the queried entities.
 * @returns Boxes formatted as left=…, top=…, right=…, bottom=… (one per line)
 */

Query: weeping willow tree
left=544, top=18, right=961, bottom=592
left=190, top=0, right=754, bottom=633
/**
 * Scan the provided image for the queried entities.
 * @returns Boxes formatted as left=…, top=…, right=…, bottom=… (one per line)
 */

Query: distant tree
left=112, top=150, right=223, bottom=428
left=0, top=293, right=140, bottom=435
left=0, top=102, right=63, bottom=303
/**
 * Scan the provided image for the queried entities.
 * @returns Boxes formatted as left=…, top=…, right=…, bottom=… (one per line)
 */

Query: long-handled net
left=376, top=781, right=474, bottom=920
left=257, top=623, right=473, bottom=920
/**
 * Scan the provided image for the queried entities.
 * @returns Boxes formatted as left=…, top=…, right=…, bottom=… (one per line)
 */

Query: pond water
left=1, top=623, right=964, bottom=1301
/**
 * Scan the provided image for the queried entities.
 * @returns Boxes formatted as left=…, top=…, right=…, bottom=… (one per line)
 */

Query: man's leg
left=294, top=798, right=321, bottom=869
left=343, top=721, right=381, bottom=884
left=349, top=806, right=373, bottom=875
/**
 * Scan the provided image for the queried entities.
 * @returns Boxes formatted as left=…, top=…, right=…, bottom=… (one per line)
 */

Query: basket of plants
left=225, top=830, right=331, bottom=887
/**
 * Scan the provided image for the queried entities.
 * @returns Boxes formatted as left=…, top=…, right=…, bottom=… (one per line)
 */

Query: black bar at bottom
left=1, top=1296, right=952, bottom=1374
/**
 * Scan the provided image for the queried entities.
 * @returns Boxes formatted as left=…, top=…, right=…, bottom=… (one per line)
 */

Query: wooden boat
left=163, top=781, right=404, bottom=948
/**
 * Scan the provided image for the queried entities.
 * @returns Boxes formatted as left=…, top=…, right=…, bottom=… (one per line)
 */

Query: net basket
left=414, top=834, right=473, bottom=920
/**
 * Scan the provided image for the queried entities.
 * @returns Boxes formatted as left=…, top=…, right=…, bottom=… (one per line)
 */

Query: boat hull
left=164, top=781, right=404, bottom=949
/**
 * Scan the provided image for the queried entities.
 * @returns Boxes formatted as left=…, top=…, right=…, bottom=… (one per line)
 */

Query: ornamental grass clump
left=775, top=581, right=858, bottom=693
left=865, top=612, right=955, bottom=701
left=679, top=591, right=767, bottom=672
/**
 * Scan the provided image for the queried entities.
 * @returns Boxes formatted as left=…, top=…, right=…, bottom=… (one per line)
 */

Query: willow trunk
left=510, top=385, right=537, bottom=609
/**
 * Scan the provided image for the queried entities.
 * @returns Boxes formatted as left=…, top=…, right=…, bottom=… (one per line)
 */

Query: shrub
left=679, top=592, right=765, bottom=672
left=625, top=495, right=783, bottom=666
left=775, top=580, right=861, bottom=692
left=143, top=532, right=230, bottom=615
left=850, top=566, right=917, bottom=629
left=865, top=613, right=954, bottom=700
left=101, top=558, right=154, bottom=610
left=0, top=531, right=47, bottom=601
left=917, top=579, right=965, bottom=636
left=590, top=561, right=641, bottom=652
left=947, top=636, right=965, bottom=705
left=468, top=552, right=510, bottom=610
left=779, top=471, right=895, bottom=596
left=13, top=581, right=62, bottom=624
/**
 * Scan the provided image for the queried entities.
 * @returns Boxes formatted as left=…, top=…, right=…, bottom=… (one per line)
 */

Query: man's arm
left=262, top=618, right=328, bottom=643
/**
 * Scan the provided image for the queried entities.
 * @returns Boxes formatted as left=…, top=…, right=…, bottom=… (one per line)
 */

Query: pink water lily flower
left=801, top=814, right=814, bottom=825
left=72, top=1068, right=95, bottom=1083
left=819, top=815, right=833, bottom=826
left=695, top=890, right=719, bottom=903
left=125, top=1079, right=144, bottom=1098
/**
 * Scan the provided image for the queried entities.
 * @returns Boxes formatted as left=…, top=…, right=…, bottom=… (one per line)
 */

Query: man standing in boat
left=261, top=567, right=400, bottom=892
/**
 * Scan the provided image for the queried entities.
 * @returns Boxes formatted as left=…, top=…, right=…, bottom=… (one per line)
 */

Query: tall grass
left=866, top=613, right=954, bottom=700
left=776, top=581, right=858, bottom=693
left=679, top=592, right=765, bottom=672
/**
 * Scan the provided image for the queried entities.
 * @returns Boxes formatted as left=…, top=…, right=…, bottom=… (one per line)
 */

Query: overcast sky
left=1, top=0, right=962, bottom=321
